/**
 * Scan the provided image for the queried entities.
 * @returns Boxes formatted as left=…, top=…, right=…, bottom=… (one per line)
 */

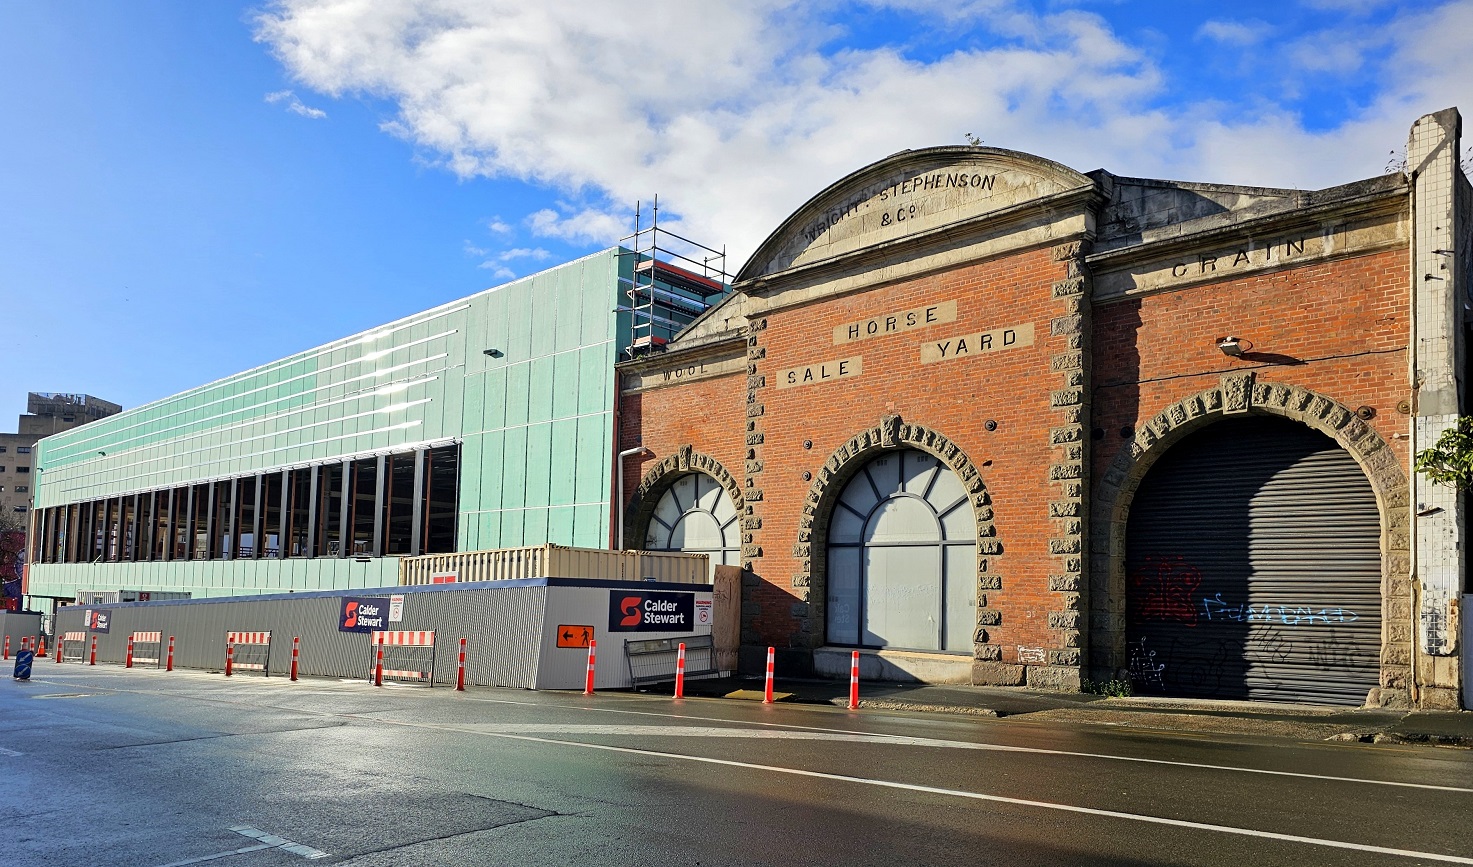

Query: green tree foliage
left=1414, top=416, right=1473, bottom=489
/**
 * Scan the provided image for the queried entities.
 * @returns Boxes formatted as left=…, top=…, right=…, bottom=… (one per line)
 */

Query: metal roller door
left=1125, top=416, right=1381, bottom=705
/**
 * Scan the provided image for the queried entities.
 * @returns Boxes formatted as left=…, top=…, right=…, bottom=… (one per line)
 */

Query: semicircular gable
left=737, top=146, right=1093, bottom=282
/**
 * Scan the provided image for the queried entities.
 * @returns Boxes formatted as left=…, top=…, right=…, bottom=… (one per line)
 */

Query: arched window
left=642, top=472, right=740, bottom=571
left=826, top=449, right=976, bottom=652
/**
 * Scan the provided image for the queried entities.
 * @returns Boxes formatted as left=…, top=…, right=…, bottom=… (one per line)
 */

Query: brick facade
left=617, top=110, right=1469, bottom=708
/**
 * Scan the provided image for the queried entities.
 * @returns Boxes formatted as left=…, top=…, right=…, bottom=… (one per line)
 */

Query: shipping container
left=75, top=589, right=194, bottom=605
left=399, top=544, right=708, bottom=586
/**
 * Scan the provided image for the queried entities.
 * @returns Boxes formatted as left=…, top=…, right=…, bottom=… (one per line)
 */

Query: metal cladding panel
left=34, top=248, right=622, bottom=521
left=536, top=584, right=715, bottom=689
left=1126, top=417, right=1382, bottom=706
left=55, top=582, right=550, bottom=688
left=1, top=612, right=43, bottom=651
left=27, top=557, right=400, bottom=605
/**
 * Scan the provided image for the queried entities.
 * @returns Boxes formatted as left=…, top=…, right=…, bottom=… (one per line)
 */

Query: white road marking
left=0, top=746, right=22, bottom=756
left=150, top=826, right=328, bottom=866
left=153, top=842, right=274, bottom=866
left=231, top=825, right=329, bottom=859
left=39, top=673, right=1473, bottom=795
left=375, top=718, right=1473, bottom=865
left=463, top=699, right=1473, bottom=794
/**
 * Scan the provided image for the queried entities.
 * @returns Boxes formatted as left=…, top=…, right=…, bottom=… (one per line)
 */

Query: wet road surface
left=3, top=666, right=1471, bottom=866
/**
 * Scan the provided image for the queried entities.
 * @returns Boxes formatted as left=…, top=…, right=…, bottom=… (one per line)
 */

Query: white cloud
left=263, top=88, right=327, bottom=119
left=462, top=240, right=489, bottom=257
left=478, top=263, right=517, bottom=279
left=1196, top=19, right=1272, bottom=46
left=526, top=208, right=631, bottom=246
left=486, top=217, right=513, bottom=235
left=497, top=247, right=552, bottom=262
left=255, top=1, right=1473, bottom=269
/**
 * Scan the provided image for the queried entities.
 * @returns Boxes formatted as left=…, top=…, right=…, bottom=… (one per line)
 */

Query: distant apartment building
left=1, top=393, right=121, bottom=609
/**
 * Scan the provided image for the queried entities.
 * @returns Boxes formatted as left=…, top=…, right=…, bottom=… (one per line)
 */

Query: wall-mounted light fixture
left=483, top=348, right=503, bottom=358
left=1216, top=336, right=1250, bottom=357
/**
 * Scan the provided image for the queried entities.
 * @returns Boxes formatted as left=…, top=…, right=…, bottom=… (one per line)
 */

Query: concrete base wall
left=813, top=646, right=972, bottom=684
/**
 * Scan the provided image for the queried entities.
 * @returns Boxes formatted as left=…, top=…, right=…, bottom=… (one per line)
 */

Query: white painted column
left=1407, top=107, right=1466, bottom=707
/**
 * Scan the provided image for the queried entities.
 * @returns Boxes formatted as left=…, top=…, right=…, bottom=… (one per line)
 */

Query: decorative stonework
left=791, top=414, right=1002, bottom=660
left=625, top=447, right=744, bottom=555
left=1089, top=378, right=1413, bottom=707
left=743, top=318, right=768, bottom=573
left=1039, top=239, right=1092, bottom=690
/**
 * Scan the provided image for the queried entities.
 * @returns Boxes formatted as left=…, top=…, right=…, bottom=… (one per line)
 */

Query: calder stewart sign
left=608, top=591, right=694, bottom=632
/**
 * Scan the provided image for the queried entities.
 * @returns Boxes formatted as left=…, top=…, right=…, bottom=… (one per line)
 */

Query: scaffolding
left=619, top=196, right=733, bottom=358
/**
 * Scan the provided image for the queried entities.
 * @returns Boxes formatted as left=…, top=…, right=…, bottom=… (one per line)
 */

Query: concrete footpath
left=675, top=675, right=1473, bottom=748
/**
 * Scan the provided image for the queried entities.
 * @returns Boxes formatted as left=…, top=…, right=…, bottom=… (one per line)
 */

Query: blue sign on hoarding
left=339, top=597, right=389, bottom=633
left=608, top=591, right=694, bottom=632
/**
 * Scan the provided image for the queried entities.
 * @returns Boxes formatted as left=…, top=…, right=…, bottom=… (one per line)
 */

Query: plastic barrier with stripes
left=227, top=631, right=272, bottom=676
left=130, top=631, right=163, bottom=668
left=60, top=631, right=86, bottom=663
left=371, top=630, right=436, bottom=685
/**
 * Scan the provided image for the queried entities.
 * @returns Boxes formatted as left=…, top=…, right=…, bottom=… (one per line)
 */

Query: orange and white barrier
left=225, top=631, right=272, bottom=676
left=369, top=630, right=436, bottom=685
left=584, top=639, right=597, bottom=695
left=59, top=631, right=85, bottom=663
left=763, top=646, right=775, bottom=704
left=456, top=638, right=466, bottom=691
left=129, top=632, right=163, bottom=668
left=674, top=642, right=687, bottom=699
left=289, top=636, right=299, bottom=682
left=848, top=650, right=860, bottom=710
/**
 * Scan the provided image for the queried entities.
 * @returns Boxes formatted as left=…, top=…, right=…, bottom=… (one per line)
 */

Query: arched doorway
left=641, top=472, right=740, bottom=571
left=826, top=449, right=976, bottom=652
left=1125, top=416, right=1381, bottom=705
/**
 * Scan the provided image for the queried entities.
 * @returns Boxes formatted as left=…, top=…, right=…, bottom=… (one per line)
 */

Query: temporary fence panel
left=51, top=578, right=714, bottom=691
left=130, top=631, right=163, bottom=668
left=535, top=582, right=716, bottom=690
left=61, top=631, right=86, bottom=663
left=54, top=581, right=550, bottom=687
left=226, top=631, right=272, bottom=674
left=625, top=634, right=718, bottom=687
left=0, top=612, right=42, bottom=659
left=371, top=630, right=436, bottom=685
left=400, top=544, right=709, bottom=586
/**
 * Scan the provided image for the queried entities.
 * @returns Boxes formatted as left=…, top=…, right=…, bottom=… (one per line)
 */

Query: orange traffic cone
left=36, top=636, right=46, bottom=657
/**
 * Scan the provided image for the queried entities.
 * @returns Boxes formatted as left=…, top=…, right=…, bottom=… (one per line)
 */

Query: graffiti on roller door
left=1128, top=555, right=1202, bottom=625
left=1127, top=554, right=1376, bottom=696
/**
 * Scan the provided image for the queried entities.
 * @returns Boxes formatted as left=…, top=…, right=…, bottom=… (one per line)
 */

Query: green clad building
left=24, top=245, right=727, bottom=606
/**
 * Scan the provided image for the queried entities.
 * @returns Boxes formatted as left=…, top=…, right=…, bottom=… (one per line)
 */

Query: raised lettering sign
left=621, top=353, right=746, bottom=394
left=833, top=300, right=957, bottom=345
left=777, top=356, right=864, bottom=389
left=1092, top=214, right=1405, bottom=300
left=750, top=157, right=1090, bottom=278
left=920, top=323, right=1035, bottom=364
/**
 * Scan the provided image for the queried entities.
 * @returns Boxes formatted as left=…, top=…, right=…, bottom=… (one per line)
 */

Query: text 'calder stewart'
left=608, top=591, right=695, bottom=632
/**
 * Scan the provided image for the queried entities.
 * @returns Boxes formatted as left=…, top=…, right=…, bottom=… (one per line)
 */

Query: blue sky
left=2, top=0, right=1467, bottom=425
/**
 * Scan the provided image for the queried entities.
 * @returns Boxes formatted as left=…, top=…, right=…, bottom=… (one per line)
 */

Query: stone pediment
left=738, top=147, right=1093, bottom=282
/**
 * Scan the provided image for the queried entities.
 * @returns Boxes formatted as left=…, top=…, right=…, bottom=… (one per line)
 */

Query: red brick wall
left=617, top=245, right=1411, bottom=670
left=618, top=369, right=748, bottom=524
left=1092, top=249, right=1411, bottom=478
left=749, top=246, right=1070, bottom=652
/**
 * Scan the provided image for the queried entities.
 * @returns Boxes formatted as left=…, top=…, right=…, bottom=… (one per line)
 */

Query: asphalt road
left=3, top=666, right=1471, bottom=867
